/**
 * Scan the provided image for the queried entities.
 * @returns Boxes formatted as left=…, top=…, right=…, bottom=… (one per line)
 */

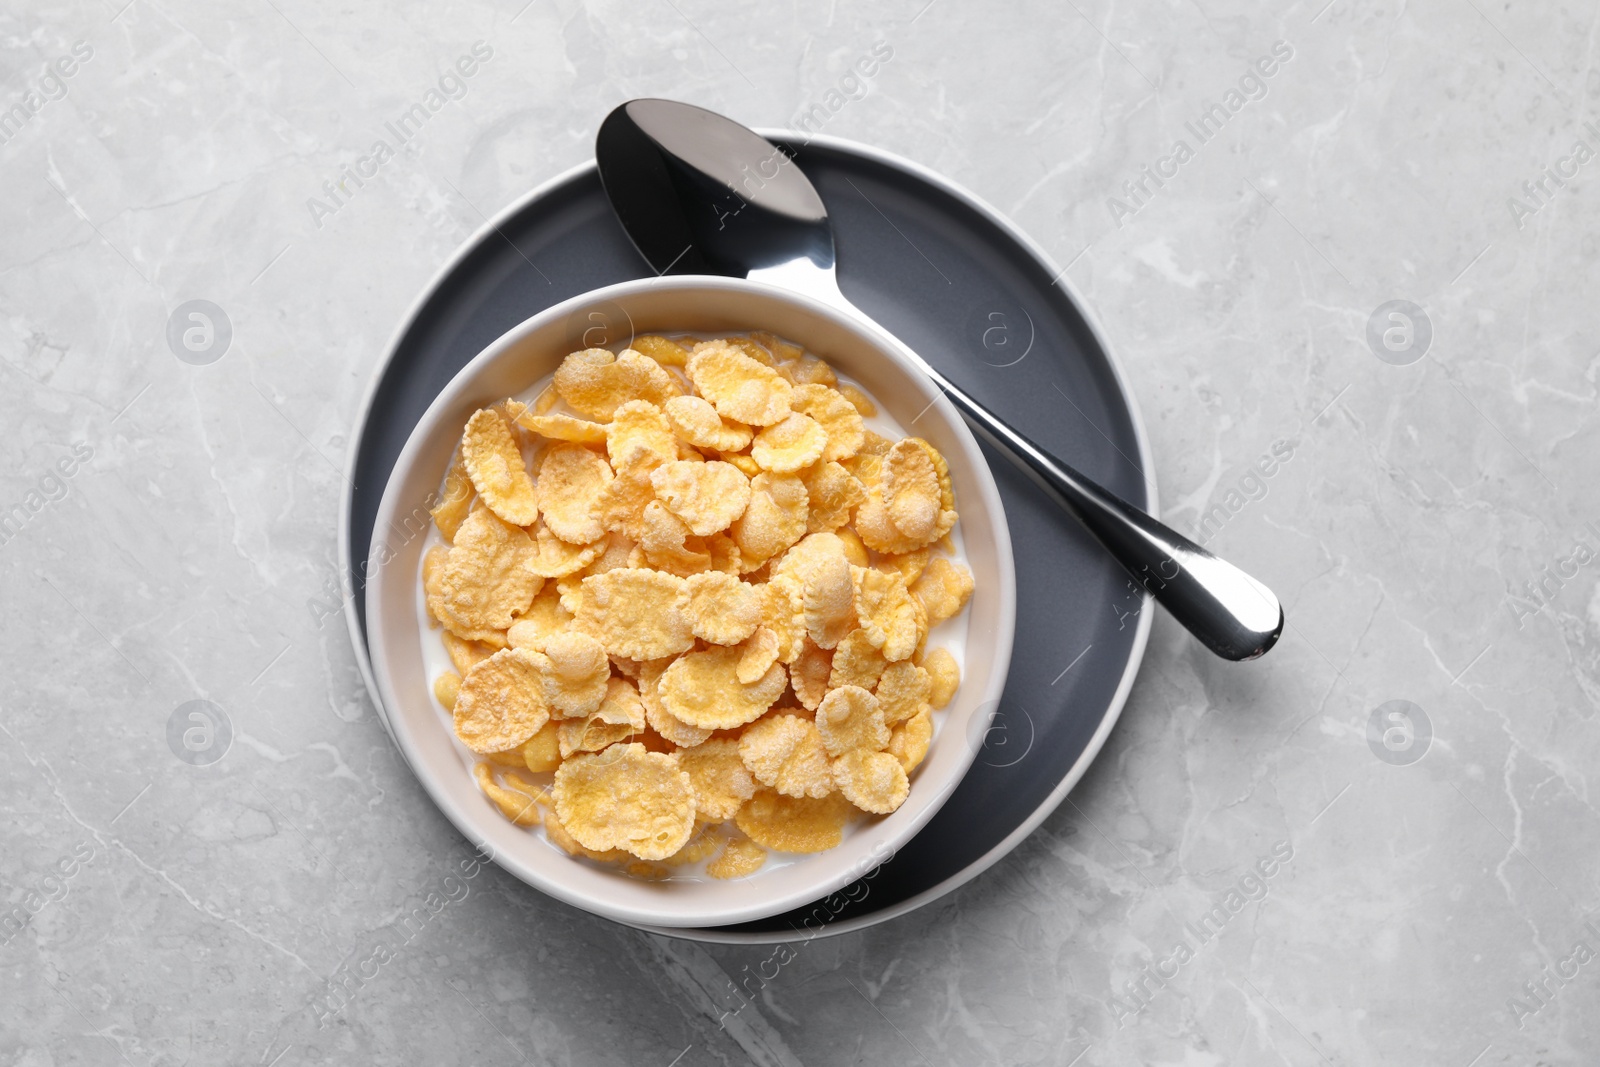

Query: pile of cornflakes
left=422, top=332, right=974, bottom=880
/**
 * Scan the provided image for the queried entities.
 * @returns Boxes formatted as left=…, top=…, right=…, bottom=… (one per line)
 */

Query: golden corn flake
left=787, top=352, right=836, bottom=386
left=887, top=708, right=933, bottom=774
left=751, top=412, right=827, bottom=473
left=706, top=531, right=742, bottom=574
left=641, top=666, right=714, bottom=749
left=453, top=648, right=550, bottom=753
left=537, top=631, right=610, bottom=719
left=631, top=333, right=691, bottom=368
left=663, top=394, right=753, bottom=453
left=427, top=507, right=542, bottom=641
left=636, top=501, right=713, bottom=575
left=802, top=553, right=857, bottom=650
left=552, top=744, right=695, bottom=860
left=921, top=647, right=960, bottom=709
left=736, top=626, right=780, bottom=684
left=738, top=714, right=834, bottom=798
left=724, top=453, right=762, bottom=478
left=422, top=544, right=449, bottom=623
left=433, top=671, right=461, bottom=711
left=707, top=837, right=767, bottom=879
left=535, top=443, right=612, bottom=545
left=529, top=522, right=604, bottom=579
left=837, top=383, right=877, bottom=417
left=789, top=639, right=833, bottom=711
left=461, top=408, right=539, bottom=526
left=879, top=548, right=931, bottom=586
left=735, top=790, right=853, bottom=853
left=832, top=749, right=910, bottom=814
left=815, top=685, right=889, bottom=756
left=912, top=557, right=974, bottom=627
left=875, top=660, right=931, bottom=725
left=789, top=383, right=865, bottom=462
left=801, top=461, right=865, bottom=534
left=607, top=399, right=678, bottom=471
left=431, top=452, right=475, bottom=541
left=732, top=473, right=808, bottom=568
left=853, top=492, right=912, bottom=555
left=678, top=738, right=757, bottom=820
left=886, top=438, right=957, bottom=545
left=751, top=329, right=802, bottom=362
left=829, top=628, right=887, bottom=690
left=660, top=646, right=786, bottom=730
left=651, top=460, right=751, bottom=536
left=665, top=823, right=727, bottom=865
left=758, top=574, right=806, bottom=664
left=852, top=566, right=923, bottom=662
left=835, top=527, right=870, bottom=566
left=724, top=335, right=783, bottom=370
left=686, top=339, right=793, bottom=426
left=485, top=745, right=531, bottom=769
left=555, top=718, right=628, bottom=759
left=684, top=571, right=760, bottom=645
left=554, top=347, right=681, bottom=420
left=596, top=458, right=659, bottom=542
left=513, top=409, right=609, bottom=445
left=522, top=720, right=562, bottom=772
left=770, top=531, right=848, bottom=586
left=595, top=675, right=647, bottom=728
left=575, top=568, right=694, bottom=660
left=507, top=587, right=570, bottom=653
left=443, top=629, right=498, bottom=674
left=473, top=763, right=541, bottom=826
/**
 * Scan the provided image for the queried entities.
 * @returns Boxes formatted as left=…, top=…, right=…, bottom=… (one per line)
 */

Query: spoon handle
left=745, top=262, right=1284, bottom=659
left=919, top=361, right=1284, bottom=660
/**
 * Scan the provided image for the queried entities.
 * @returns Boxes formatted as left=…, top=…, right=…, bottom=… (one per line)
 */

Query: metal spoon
left=596, top=99, right=1283, bottom=661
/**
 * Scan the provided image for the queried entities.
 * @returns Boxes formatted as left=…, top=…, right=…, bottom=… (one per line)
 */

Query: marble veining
left=1, top=0, right=1596, bottom=1063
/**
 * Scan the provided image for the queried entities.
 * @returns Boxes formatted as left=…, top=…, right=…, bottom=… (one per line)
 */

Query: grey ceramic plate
left=341, top=133, right=1154, bottom=943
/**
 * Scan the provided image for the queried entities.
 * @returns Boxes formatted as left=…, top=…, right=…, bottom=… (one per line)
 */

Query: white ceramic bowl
left=366, top=276, right=1016, bottom=928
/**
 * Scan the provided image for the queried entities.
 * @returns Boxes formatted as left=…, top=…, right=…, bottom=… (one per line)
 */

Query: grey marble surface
left=3, top=0, right=1598, bottom=1063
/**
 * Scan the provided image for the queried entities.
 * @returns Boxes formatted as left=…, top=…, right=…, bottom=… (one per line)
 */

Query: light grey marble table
left=3, top=0, right=1597, bottom=1063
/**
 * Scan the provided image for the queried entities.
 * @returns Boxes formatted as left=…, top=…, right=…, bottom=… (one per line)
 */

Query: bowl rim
left=364, top=272, right=1017, bottom=928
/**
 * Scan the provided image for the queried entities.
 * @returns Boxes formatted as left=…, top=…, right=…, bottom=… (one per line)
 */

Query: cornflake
left=685, top=571, right=760, bottom=645
left=576, top=568, right=694, bottom=661
left=735, top=790, right=853, bottom=853
left=461, top=408, right=539, bottom=526
left=535, top=443, right=612, bottom=545
left=815, top=685, right=890, bottom=756
left=921, top=647, right=960, bottom=709
left=788, top=383, right=865, bottom=462
left=652, top=460, right=751, bottom=537
left=707, top=837, right=767, bottom=878
left=732, top=473, right=809, bottom=568
left=832, top=749, right=910, bottom=814
left=679, top=739, right=757, bottom=820
left=554, top=348, right=680, bottom=419
left=453, top=648, right=549, bottom=753
left=659, top=647, right=786, bottom=730
left=664, top=395, right=753, bottom=453
left=553, top=744, right=695, bottom=860
left=751, top=413, right=827, bottom=473
left=687, top=339, right=793, bottom=426
left=739, top=714, right=834, bottom=798
left=428, top=507, right=541, bottom=641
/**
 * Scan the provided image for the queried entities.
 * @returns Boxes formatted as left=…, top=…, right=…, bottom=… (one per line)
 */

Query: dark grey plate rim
left=338, top=131, right=1155, bottom=944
